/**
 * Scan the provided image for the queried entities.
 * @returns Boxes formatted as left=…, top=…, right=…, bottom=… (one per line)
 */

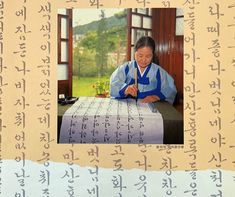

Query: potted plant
left=92, top=80, right=109, bottom=98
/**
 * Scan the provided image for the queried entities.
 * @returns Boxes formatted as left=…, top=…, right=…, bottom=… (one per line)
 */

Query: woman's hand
left=125, top=84, right=138, bottom=97
left=141, top=95, right=160, bottom=103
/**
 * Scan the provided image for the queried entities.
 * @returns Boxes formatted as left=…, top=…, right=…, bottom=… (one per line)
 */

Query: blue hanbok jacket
left=110, top=60, right=177, bottom=104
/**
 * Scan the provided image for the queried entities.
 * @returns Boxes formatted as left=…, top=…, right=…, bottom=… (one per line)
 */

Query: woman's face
left=135, top=46, right=153, bottom=69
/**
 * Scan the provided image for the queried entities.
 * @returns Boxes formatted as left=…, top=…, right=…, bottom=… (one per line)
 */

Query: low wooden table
left=57, top=100, right=183, bottom=144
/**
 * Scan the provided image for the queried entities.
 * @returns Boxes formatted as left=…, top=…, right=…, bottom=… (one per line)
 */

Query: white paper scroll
left=59, top=97, right=163, bottom=144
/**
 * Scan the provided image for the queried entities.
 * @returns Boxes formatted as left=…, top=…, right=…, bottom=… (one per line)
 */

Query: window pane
left=58, top=9, right=67, bottom=15
left=131, top=29, right=135, bottom=45
left=58, top=64, right=68, bottom=80
left=148, top=8, right=152, bottom=16
left=132, top=14, right=141, bottom=27
left=175, top=17, right=184, bottom=35
left=61, top=18, right=68, bottom=39
left=132, top=29, right=146, bottom=46
left=131, top=46, right=135, bottom=60
left=137, top=8, right=147, bottom=15
left=176, top=8, right=184, bottom=16
left=143, top=17, right=151, bottom=29
left=132, top=8, right=137, bottom=13
left=61, top=41, right=68, bottom=62
left=147, top=31, right=152, bottom=37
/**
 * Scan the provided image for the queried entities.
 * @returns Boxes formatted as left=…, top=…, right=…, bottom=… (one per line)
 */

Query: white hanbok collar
left=136, top=62, right=147, bottom=77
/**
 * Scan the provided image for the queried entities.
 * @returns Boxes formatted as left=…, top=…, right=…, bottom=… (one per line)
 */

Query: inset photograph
left=57, top=8, right=184, bottom=144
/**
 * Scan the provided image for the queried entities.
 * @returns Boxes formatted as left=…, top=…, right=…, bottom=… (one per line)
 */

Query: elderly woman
left=110, top=36, right=177, bottom=104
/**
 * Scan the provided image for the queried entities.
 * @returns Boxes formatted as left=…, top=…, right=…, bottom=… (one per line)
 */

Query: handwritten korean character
left=15, top=24, right=31, bottom=34
left=15, top=61, right=30, bottom=75
left=39, top=169, right=50, bottom=186
left=0, top=118, right=6, bottom=131
left=185, top=117, right=196, bottom=136
left=15, top=152, right=25, bottom=167
left=185, top=82, right=200, bottom=98
left=134, top=175, right=147, bottom=193
left=184, top=182, right=197, bottom=196
left=37, top=151, right=50, bottom=166
left=210, top=170, right=222, bottom=187
left=184, top=139, right=196, bottom=160
left=15, top=79, right=26, bottom=93
left=138, top=144, right=152, bottom=153
left=209, top=3, right=224, bottom=20
left=90, top=0, right=103, bottom=8
left=162, top=177, right=177, bottom=195
left=184, top=65, right=195, bottom=79
left=88, top=165, right=99, bottom=176
left=208, top=39, right=221, bottom=58
left=40, top=41, right=50, bottom=53
left=185, top=32, right=195, bottom=46
left=185, top=10, right=195, bottom=30
left=135, top=155, right=151, bottom=171
left=210, top=97, right=221, bottom=114
left=38, top=2, right=51, bottom=14
left=111, top=145, right=125, bottom=156
left=13, top=42, right=26, bottom=58
left=160, top=157, right=178, bottom=170
left=37, top=64, right=50, bottom=76
left=15, top=131, right=25, bottom=141
left=136, top=0, right=150, bottom=7
left=183, top=0, right=200, bottom=6
left=209, top=78, right=220, bottom=90
left=87, top=185, right=99, bottom=196
left=40, top=22, right=51, bottom=39
left=208, top=152, right=227, bottom=167
left=209, top=60, right=225, bottom=75
left=209, top=116, right=221, bottom=131
left=185, top=100, right=199, bottom=115
left=14, top=96, right=29, bottom=110
left=40, top=132, right=54, bottom=149
left=66, top=186, right=75, bottom=197
left=210, top=133, right=226, bottom=148
left=207, top=22, right=220, bottom=37
left=15, top=6, right=26, bottom=21
left=40, top=80, right=51, bottom=95
left=38, top=113, right=50, bottom=128
left=0, top=57, right=7, bottom=73
left=0, top=1, right=3, bottom=9
left=162, top=0, right=170, bottom=7
left=15, top=112, right=25, bottom=128
left=63, top=149, right=79, bottom=165
left=112, top=175, right=127, bottom=192
left=15, top=189, right=26, bottom=197
left=113, top=159, right=123, bottom=171
left=158, top=145, right=173, bottom=154
left=15, top=168, right=29, bottom=186
left=61, top=167, right=79, bottom=183
left=0, top=75, right=8, bottom=92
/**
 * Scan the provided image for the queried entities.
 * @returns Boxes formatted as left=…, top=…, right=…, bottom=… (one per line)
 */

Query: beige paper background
left=2, top=0, right=235, bottom=172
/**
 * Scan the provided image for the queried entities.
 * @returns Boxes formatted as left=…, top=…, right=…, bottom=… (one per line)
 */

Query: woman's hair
left=134, top=36, right=159, bottom=65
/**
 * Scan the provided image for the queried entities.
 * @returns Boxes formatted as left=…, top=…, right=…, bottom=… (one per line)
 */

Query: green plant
left=92, top=80, right=110, bottom=97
